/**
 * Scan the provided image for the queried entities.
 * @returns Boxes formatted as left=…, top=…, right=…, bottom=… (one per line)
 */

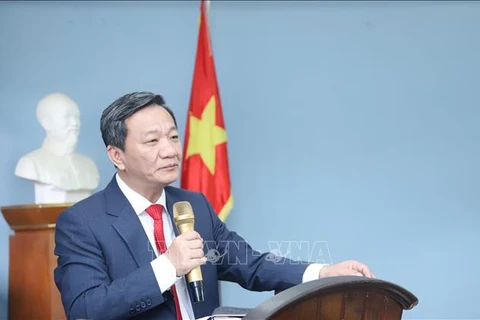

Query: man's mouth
left=158, top=163, right=178, bottom=170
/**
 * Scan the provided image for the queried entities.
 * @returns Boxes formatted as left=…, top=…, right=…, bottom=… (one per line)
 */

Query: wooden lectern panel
left=244, top=276, right=418, bottom=320
left=272, top=291, right=404, bottom=320
left=2, top=204, right=71, bottom=320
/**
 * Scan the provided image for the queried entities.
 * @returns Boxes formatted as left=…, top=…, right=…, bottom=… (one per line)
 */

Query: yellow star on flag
left=186, top=95, right=227, bottom=175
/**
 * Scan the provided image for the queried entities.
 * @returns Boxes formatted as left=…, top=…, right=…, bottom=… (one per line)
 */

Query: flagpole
left=204, top=0, right=210, bottom=21
left=202, top=0, right=225, bottom=309
left=203, top=0, right=213, bottom=58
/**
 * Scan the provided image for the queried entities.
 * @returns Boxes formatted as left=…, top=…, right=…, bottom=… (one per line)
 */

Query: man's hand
left=319, top=260, right=375, bottom=278
left=165, top=231, right=207, bottom=277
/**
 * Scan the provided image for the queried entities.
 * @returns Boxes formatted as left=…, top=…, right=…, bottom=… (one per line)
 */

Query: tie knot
left=145, top=204, right=164, bottom=220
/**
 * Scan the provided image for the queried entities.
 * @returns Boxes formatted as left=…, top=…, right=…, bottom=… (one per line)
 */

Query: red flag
left=181, top=0, right=233, bottom=221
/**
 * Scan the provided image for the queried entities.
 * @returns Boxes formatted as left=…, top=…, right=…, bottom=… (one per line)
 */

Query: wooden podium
left=244, top=276, right=418, bottom=320
left=1, top=204, right=71, bottom=320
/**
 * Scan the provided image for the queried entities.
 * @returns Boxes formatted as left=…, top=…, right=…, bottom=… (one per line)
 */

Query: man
left=15, top=92, right=99, bottom=203
left=54, top=92, right=374, bottom=320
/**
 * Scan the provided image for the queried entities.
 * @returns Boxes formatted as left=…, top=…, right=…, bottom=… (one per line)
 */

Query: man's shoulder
left=165, top=186, right=216, bottom=220
left=165, top=185, right=205, bottom=199
left=74, top=188, right=106, bottom=207
left=60, top=188, right=107, bottom=220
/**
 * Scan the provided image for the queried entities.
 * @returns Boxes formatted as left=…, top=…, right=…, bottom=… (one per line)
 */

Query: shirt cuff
left=302, top=263, right=329, bottom=283
left=151, top=254, right=178, bottom=293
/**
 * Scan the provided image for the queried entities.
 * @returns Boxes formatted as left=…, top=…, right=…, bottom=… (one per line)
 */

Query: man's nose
left=159, top=139, right=177, bottom=158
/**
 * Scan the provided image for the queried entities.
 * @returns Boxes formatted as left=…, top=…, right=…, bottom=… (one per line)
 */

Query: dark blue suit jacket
left=54, top=176, right=308, bottom=319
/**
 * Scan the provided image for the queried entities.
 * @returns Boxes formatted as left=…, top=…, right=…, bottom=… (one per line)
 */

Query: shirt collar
left=115, top=173, right=166, bottom=216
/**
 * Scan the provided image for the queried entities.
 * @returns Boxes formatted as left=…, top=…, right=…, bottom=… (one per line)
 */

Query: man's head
left=37, top=93, right=81, bottom=151
left=101, top=92, right=181, bottom=191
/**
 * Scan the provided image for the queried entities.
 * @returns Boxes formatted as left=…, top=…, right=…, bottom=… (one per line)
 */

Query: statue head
left=36, top=93, right=80, bottom=153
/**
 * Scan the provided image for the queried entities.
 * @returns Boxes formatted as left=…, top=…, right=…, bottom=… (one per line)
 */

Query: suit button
left=147, top=298, right=152, bottom=306
left=141, top=301, right=146, bottom=308
left=130, top=307, right=135, bottom=314
left=136, top=304, right=141, bottom=311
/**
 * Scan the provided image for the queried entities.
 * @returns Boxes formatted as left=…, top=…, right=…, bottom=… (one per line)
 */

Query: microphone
left=172, top=201, right=205, bottom=303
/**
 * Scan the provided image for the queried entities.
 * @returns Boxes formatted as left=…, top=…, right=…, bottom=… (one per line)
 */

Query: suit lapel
left=165, top=187, right=180, bottom=238
left=105, top=176, right=155, bottom=267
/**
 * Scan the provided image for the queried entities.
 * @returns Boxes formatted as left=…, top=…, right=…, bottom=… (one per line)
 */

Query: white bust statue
left=15, top=93, right=100, bottom=204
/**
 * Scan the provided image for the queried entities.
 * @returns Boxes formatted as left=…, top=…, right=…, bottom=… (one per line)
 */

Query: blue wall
left=1, top=2, right=479, bottom=319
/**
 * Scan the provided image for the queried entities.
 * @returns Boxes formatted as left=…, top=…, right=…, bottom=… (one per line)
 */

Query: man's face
left=117, top=105, right=182, bottom=188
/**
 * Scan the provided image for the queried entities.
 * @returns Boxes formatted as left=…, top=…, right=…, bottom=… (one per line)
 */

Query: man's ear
left=106, top=145, right=126, bottom=171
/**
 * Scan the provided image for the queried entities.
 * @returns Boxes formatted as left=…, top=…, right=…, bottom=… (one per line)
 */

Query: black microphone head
left=190, top=281, right=204, bottom=303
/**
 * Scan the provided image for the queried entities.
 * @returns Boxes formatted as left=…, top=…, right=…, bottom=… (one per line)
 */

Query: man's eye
left=171, top=135, right=179, bottom=140
left=147, top=139, right=158, bottom=144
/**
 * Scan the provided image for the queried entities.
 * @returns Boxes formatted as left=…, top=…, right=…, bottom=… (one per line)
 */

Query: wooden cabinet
left=2, top=204, right=70, bottom=320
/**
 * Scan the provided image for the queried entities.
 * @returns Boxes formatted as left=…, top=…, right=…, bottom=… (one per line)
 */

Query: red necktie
left=145, top=204, right=183, bottom=320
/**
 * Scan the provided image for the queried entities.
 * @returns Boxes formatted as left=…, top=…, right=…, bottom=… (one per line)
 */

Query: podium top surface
left=1, top=203, right=72, bottom=231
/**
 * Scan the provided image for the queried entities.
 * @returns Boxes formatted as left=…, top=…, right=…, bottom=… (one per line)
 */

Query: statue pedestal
left=34, top=183, right=92, bottom=204
left=1, top=203, right=71, bottom=320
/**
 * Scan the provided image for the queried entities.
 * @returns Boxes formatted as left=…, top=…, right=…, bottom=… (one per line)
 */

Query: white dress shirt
left=115, top=174, right=326, bottom=319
